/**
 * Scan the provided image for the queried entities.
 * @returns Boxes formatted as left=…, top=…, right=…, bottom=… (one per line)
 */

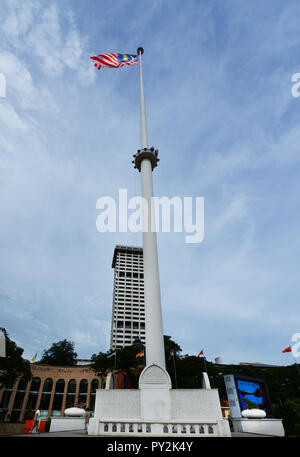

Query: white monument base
left=231, top=418, right=285, bottom=436
left=88, top=364, right=231, bottom=437
left=49, top=417, right=85, bottom=432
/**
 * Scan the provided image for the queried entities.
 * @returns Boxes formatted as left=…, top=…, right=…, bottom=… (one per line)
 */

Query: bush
left=273, top=398, right=300, bottom=436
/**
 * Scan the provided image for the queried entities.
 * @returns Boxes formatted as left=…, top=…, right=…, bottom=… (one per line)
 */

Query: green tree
left=39, top=339, right=77, bottom=366
left=173, top=355, right=205, bottom=388
left=0, top=328, right=31, bottom=390
left=164, top=335, right=182, bottom=360
left=91, top=345, right=144, bottom=388
left=273, top=398, right=300, bottom=437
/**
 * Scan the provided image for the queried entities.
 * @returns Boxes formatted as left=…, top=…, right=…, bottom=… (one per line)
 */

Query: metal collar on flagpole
left=137, top=47, right=148, bottom=149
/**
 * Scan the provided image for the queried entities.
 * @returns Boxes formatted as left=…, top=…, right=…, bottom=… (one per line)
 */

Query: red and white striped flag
left=91, top=52, right=139, bottom=70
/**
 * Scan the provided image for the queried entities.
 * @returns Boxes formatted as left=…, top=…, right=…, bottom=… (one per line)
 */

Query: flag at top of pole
left=90, top=52, right=139, bottom=70
left=31, top=352, right=38, bottom=362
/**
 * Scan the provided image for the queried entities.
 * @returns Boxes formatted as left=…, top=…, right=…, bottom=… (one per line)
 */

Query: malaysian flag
left=90, top=52, right=139, bottom=70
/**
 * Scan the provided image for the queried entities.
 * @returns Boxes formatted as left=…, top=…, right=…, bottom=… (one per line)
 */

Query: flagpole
left=137, top=47, right=148, bottom=149
left=133, top=47, right=165, bottom=369
left=114, top=352, right=117, bottom=388
left=203, top=356, right=208, bottom=373
left=292, top=354, right=300, bottom=376
left=172, top=346, right=178, bottom=389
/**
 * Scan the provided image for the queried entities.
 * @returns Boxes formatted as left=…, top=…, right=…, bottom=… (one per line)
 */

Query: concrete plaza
left=2, top=429, right=274, bottom=437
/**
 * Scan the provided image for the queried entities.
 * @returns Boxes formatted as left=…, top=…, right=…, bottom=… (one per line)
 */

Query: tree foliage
left=91, top=335, right=183, bottom=388
left=39, top=339, right=77, bottom=366
left=0, top=328, right=31, bottom=390
left=90, top=344, right=144, bottom=388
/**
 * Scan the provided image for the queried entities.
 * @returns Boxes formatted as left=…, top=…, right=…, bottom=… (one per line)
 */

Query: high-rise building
left=110, top=245, right=145, bottom=350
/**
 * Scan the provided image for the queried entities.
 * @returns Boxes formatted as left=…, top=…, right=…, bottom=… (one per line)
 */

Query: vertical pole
left=114, top=353, right=117, bottom=388
left=292, top=355, right=300, bottom=376
left=203, top=356, right=208, bottom=373
left=140, top=159, right=165, bottom=369
left=137, top=48, right=148, bottom=149
left=172, top=347, right=178, bottom=388
left=136, top=47, right=166, bottom=369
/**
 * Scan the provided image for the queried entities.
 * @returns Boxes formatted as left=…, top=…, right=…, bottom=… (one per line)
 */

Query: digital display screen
left=235, top=377, right=272, bottom=416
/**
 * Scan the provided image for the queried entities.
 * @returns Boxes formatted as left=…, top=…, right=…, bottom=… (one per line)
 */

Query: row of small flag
left=107, top=351, right=144, bottom=359
left=107, top=350, right=204, bottom=360
left=30, top=346, right=292, bottom=363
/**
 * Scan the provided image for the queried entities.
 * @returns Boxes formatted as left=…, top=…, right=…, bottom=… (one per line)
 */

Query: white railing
left=96, top=421, right=219, bottom=436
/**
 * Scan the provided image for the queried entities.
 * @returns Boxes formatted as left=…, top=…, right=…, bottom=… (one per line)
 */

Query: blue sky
left=1, top=0, right=300, bottom=366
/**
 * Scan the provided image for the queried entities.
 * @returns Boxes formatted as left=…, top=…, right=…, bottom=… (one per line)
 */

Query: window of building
left=0, top=389, right=12, bottom=421
left=17, top=377, right=28, bottom=392
left=40, top=378, right=53, bottom=413
left=11, top=376, right=28, bottom=422
left=78, top=379, right=88, bottom=407
left=52, top=379, right=65, bottom=415
left=24, top=377, right=41, bottom=418
left=30, top=377, right=41, bottom=393
left=66, top=379, right=76, bottom=408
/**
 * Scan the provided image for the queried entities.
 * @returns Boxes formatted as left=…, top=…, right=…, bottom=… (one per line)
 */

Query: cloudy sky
left=1, top=0, right=300, bottom=366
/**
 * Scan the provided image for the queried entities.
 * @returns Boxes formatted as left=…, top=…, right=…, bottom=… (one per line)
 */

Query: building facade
left=0, top=363, right=102, bottom=422
left=110, top=245, right=145, bottom=350
left=0, top=363, right=141, bottom=423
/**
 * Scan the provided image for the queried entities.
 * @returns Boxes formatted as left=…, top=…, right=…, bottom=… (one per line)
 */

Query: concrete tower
left=110, top=245, right=145, bottom=350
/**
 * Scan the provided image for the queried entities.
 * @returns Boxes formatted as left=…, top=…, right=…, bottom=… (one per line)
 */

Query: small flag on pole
left=282, top=346, right=292, bottom=353
left=136, top=351, right=144, bottom=359
left=107, top=352, right=116, bottom=359
left=31, top=352, right=38, bottom=362
left=169, top=349, right=175, bottom=360
left=90, top=52, right=139, bottom=70
left=197, top=350, right=204, bottom=357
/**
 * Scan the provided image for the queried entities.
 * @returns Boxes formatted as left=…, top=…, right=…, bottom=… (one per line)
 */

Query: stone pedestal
left=88, top=364, right=231, bottom=437
left=50, top=417, right=85, bottom=432
left=231, top=418, right=285, bottom=436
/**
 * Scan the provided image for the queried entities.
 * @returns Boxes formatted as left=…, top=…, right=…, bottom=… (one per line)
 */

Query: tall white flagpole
left=137, top=48, right=148, bottom=149
left=133, top=47, right=166, bottom=369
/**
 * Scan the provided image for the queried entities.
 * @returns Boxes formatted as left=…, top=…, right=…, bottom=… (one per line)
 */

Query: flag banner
left=282, top=346, right=292, bottom=353
left=197, top=350, right=204, bottom=357
left=31, top=352, right=38, bottom=362
left=136, top=351, right=144, bottom=359
left=91, top=53, right=139, bottom=70
left=107, top=352, right=116, bottom=359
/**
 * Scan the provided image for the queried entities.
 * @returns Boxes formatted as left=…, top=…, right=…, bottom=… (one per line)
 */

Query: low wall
left=0, top=423, right=25, bottom=435
left=231, top=418, right=285, bottom=436
left=50, top=417, right=85, bottom=433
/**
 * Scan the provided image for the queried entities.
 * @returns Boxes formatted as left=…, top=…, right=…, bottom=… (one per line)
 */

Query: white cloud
left=1, top=1, right=95, bottom=84
left=0, top=101, right=28, bottom=131
left=0, top=52, right=58, bottom=113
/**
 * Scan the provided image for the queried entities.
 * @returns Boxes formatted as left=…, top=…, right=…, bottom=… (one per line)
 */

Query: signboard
left=224, top=374, right=273, bottom=418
